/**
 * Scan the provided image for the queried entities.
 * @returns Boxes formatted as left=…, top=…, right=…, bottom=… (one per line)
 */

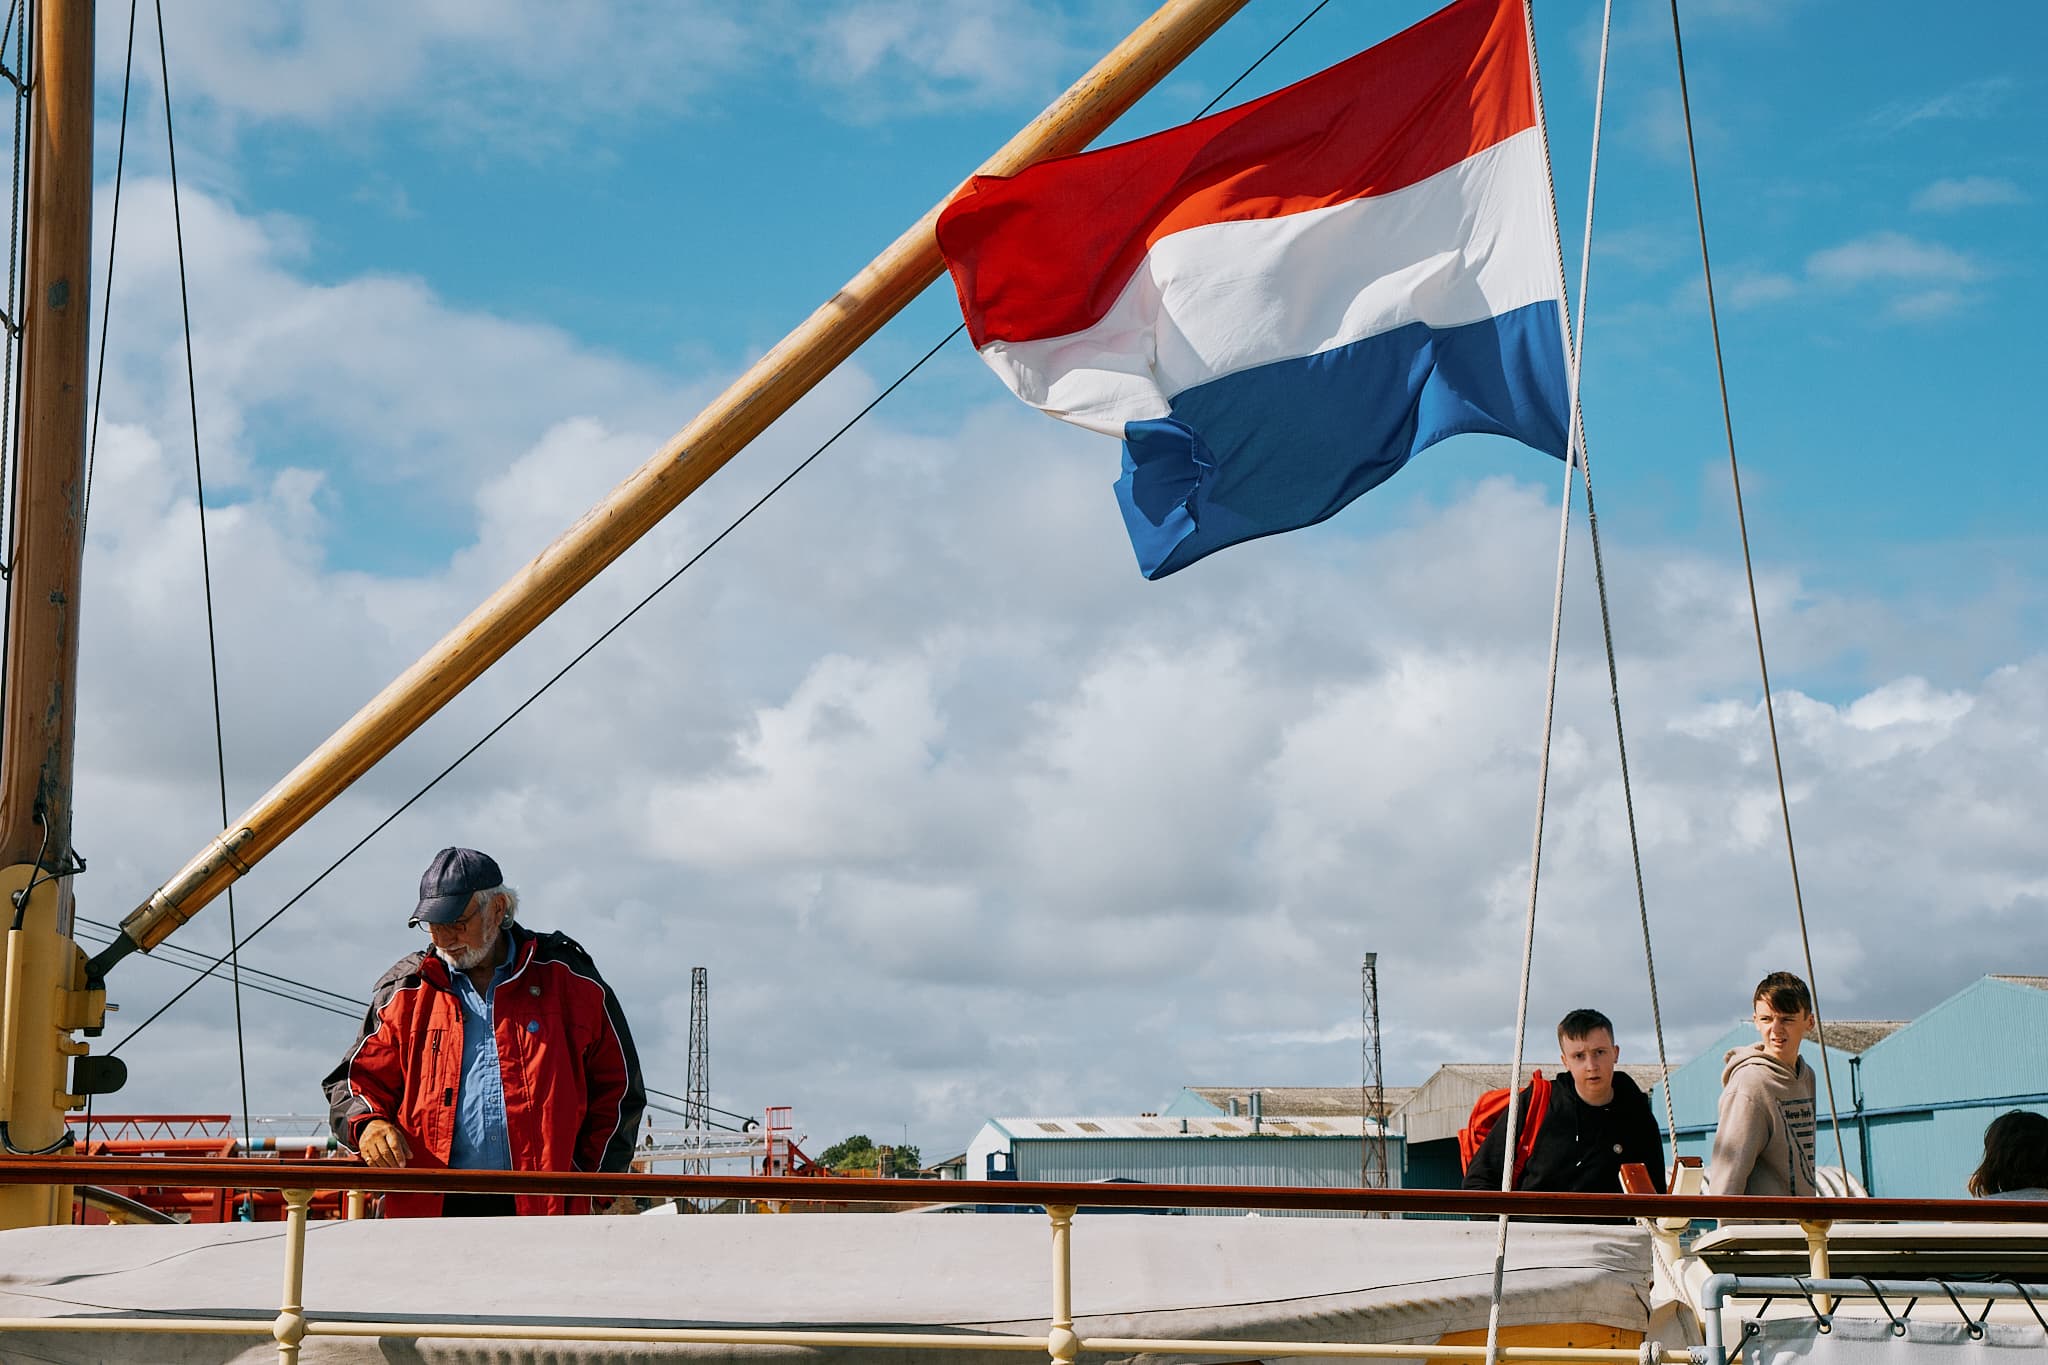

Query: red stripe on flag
left=937, top=0, right=1535, bottom=348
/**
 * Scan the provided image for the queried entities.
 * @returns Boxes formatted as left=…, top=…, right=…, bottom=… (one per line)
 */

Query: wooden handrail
left=6, top=1157, right=2048, bottom=1222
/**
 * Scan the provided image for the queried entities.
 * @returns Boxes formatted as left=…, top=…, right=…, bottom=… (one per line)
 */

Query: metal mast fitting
left=1361, top=954, right=1388, bottom=1204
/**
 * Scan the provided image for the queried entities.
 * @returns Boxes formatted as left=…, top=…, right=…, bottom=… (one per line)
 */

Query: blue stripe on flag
left=1116, top=301, right=1570, bottom=579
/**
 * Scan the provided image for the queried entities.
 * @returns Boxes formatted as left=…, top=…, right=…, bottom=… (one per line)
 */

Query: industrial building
left=963, top=1110, right=1401, bottom=1216
left=950, top=974, right=2044, bottom=1210
left=1652, top=974, right=2048, bottom=1197
left=1163, top=1086, right=1417, bottom=1119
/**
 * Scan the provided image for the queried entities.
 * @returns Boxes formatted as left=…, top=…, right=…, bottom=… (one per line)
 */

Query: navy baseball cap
left=411, top=847, right=503, bottom=927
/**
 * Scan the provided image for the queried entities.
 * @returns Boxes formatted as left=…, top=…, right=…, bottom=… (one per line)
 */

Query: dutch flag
left=936, top=0, right=1571, bottom=578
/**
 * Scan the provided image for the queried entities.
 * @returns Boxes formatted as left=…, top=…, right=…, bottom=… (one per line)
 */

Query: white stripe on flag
left=977, top=128, right=1559, bottom=436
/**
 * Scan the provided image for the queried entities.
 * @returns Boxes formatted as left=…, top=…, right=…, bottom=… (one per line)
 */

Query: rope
left=1665, top=0, right=1849, bottom=1179
left=0, top=3, right=27, bottom=727
left=106, top=0, right=1340, bottom=1055
left=152, top=0, right=254, bottom=1165
left=1195, top=0, right=1330, bottom=118
left=74, top=917, right=365, bottom=1021
left=1554, top=0, right=1680, bottom=1155
left=1485, top=5, right=1616, bottom=1358
left=1482, top=443, right=1577, bottom=1365
left=82, top=0, right=140, bottom=539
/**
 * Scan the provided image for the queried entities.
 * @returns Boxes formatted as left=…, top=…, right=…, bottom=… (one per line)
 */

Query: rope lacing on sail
left=1666, top=0, right=1850, bottom=1181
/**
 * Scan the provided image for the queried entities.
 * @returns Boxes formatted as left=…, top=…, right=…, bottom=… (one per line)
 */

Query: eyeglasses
left=410, top=905, right=481, bottom=935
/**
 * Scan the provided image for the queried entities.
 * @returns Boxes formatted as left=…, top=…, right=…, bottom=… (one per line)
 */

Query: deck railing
left=3, top=1157, right=2046, bottom=1364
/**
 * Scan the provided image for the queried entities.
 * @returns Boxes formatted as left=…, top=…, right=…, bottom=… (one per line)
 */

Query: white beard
left=434, top=924, right=503, bottom=973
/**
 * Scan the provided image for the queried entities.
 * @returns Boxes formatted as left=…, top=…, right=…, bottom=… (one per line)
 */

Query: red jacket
left=323, top=923, right=644, bottom=1216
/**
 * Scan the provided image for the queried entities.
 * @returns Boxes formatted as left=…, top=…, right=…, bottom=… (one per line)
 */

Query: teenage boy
left=1463, top=1008, right=1667, bottom=1195
left=1709, top=971, right=1819, bottom=1196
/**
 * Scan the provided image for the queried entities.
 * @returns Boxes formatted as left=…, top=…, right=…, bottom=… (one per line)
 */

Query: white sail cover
left=1746, top=1317, right=2048, bottom=1362
left=0, top=1214, right=1650, bottom=1363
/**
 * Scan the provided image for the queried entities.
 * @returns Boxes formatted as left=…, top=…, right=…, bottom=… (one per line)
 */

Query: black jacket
left=1462, top=1070, right=1666, bottom=1196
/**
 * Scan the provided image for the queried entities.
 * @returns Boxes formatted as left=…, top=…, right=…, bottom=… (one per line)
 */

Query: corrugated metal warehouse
left=1651, top=975, right=2048, bottom=1197
left=1163, top=1086, right=1418, bottom=1119
left=964, top=1113, right=1401, bottom=1216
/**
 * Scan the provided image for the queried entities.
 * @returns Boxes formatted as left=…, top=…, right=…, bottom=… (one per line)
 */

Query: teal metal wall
left=1650, top=978, right=2048, bottom=1197
left=1850, top=978, right=2048, bottom=1196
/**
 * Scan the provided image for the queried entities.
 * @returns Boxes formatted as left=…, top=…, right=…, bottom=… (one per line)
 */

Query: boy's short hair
left=1753, top=971, right=1813, bottom=1015
left=1557, top=1008, right=1614, bottom=1044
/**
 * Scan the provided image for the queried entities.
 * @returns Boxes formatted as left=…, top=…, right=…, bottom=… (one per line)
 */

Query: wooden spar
left=0, top=0, right=94, bottom=878
left=94, top=0, right=1255, bottom=971
left=1, top=0, right=100, bottom=1224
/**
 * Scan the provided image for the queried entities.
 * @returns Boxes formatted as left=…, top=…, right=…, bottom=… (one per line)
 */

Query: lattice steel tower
left=686, top=967, right=710, bottom=1173
left=1361, top=954, right=1389, bottom=1198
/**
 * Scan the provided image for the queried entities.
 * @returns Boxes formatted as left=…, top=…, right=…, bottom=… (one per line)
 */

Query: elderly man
left=322, top=847, right=645, bottom=1216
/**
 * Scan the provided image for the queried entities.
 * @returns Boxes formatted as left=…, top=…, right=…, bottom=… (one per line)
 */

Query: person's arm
left=1708, top=1085, right=1767, bottom=1197
left=321, top=960, right=417, bottom=1161
left=569, top=953, right=646, bottom=1174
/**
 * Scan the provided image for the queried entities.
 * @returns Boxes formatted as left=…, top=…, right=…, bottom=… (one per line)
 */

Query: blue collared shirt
left=447, top=953, right=515, bottom=1170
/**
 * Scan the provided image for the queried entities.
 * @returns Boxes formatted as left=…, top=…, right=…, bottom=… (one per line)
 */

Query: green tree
left=820, top=1134, right=923, bottom=1175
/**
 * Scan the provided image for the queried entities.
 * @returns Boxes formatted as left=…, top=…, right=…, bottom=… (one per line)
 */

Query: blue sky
left=116, top=0, right=2046, bottom=669
left=67, top=1, right=2047, bottom=1159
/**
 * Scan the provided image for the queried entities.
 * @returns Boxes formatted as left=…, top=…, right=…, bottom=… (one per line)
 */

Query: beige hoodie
left=1709, top=1043, right=1817, bottom=1196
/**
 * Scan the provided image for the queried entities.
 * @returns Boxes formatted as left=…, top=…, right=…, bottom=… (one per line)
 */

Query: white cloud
left=1729, top=273, right=1798, bottom=309
left=796, top=0, right=1092, bottom=118
left=1911, top=176, right=2028, bottom=214
left=58, top=152, right=2048, bottom=1167
left=1807, top=231, right=1984, bottom=286
left=1869, top=77, right=2019, bottom=133
left=113, top=1, right=750, bottom=135
left=1885, top=288, right=1968, bottom=321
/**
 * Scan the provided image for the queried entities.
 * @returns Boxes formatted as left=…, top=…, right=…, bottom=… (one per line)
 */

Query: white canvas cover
left=1745, top=1317, right=2048, bottom=1363
left=0, top=1214, right=1650, bottom=1364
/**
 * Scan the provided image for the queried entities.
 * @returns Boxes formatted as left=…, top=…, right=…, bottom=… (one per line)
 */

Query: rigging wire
left=1555, top=0, right=1681, bottom=1153
left=81, top=0, right=140, bottom=539
left=1194, top=0, right=1329, bottom=118
left=1665, top=0, right=1850, bottom=1180
left=0, top=2, right=28, bottom=726
left=1482, top=420, right=1577, bottom=1365
left=1483, top=7, right=1589, bottom=1362
left=75, top=913, right=367, bottom=1011
left=104, top=0, right=1339, bottom=1052
left=73, top=922, right=363, bottom=1022
left=151, top=0, right=257, bottom=1161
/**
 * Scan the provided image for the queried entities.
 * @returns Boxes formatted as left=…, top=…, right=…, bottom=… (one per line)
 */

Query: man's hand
left=358, top=1118, right=414, bottom=1168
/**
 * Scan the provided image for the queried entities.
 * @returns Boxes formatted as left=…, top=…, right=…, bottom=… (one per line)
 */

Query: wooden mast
left=0, top=0, right=105, bottom=1229
left=93, top=0, right=1253, bottom=973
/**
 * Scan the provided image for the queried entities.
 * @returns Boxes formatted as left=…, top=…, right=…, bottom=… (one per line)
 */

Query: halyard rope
left=82, top=0, right=138, bottom=540
left=1665, top=0, right=1850, bottom=1181
left=1553, top=0, right=1682, bottom=1156
left=153, top=0, right=257, bottom=1168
